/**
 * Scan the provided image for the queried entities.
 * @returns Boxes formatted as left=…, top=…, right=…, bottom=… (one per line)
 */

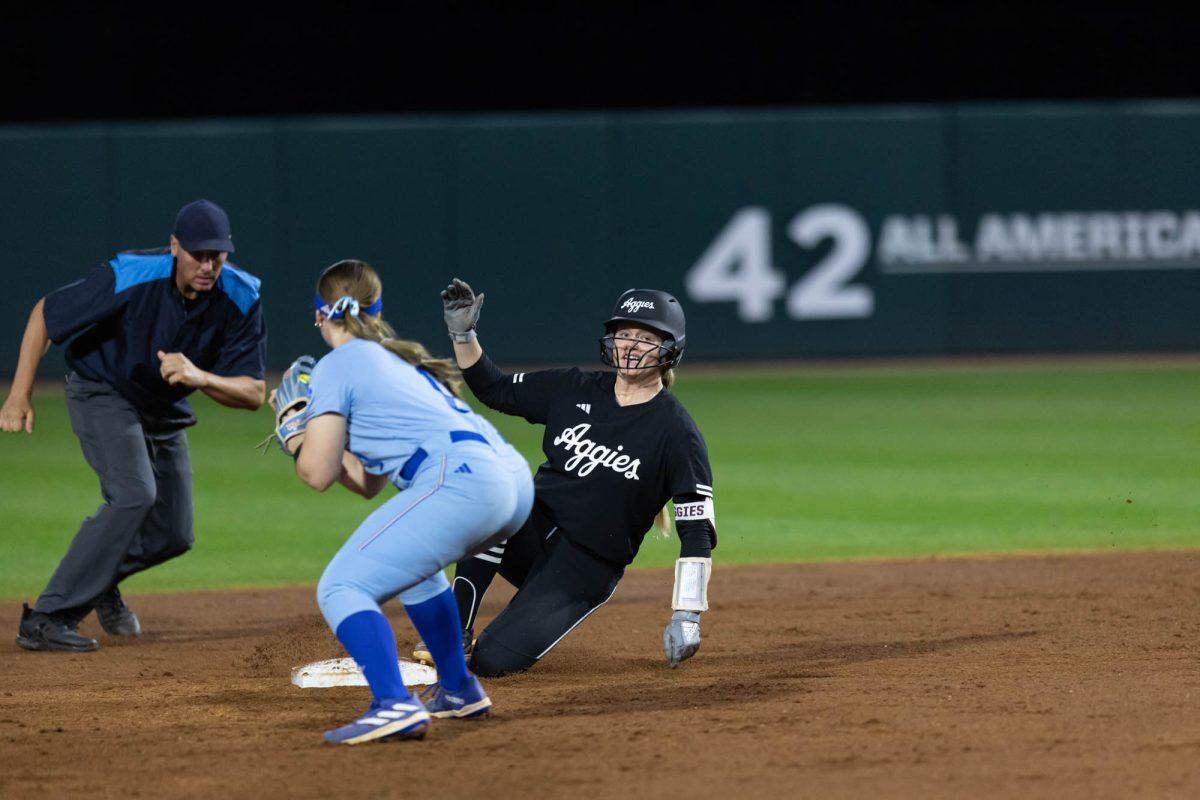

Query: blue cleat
left=323, top=697, right=431, bottom=745
left=420, top=675, right=492, bottom=719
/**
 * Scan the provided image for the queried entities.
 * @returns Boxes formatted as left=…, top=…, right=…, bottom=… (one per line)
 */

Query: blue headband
left=315, top=294, right=383, bottom=319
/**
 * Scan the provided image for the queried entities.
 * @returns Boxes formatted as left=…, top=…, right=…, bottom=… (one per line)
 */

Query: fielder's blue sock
left=405, top=588, right=469, bottom=692
left=334, top=609, right=410, bottom=702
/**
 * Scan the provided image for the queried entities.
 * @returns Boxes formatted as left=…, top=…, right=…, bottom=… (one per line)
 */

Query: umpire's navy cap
left=174, top=199, right=235, bottom=253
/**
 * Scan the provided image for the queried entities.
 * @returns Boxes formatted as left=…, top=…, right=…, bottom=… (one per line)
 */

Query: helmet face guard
left=599, top=332, right=682, bottom=370
left=600, top=288, right=687, bottom=371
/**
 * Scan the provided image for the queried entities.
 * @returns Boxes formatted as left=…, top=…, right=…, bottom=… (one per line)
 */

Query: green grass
left=2, top=362, right=1198, bottom=599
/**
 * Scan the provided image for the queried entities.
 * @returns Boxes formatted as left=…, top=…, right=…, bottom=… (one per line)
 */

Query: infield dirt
left=1, top=551, right=1197, bottom=799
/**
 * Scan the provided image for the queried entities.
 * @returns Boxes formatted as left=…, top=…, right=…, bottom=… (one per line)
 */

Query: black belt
left=399, top=430, right=489, bottom=481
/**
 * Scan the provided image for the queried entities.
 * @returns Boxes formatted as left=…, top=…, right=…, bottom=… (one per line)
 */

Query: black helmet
left=599, top=288, right=687, bottom=370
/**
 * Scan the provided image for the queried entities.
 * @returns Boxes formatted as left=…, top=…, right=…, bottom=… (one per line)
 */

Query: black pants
left=469, top=521, right=624, bottom=677
left=35, top=373, right=194, bottom=622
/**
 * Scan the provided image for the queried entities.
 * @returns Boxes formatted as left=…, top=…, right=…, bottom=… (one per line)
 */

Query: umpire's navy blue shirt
left=42, top=247, right=267, bottom=427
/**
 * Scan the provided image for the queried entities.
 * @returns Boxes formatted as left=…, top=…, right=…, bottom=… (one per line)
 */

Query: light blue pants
left=317, top=441, right=518, bottom=630
left=468, top=445, right=535, bottom=553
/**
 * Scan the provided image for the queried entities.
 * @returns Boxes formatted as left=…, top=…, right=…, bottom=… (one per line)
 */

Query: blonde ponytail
left=653, top=503, right=672, bottom=538
left=339, top=312, right=465, bottom=398
left=381, top=336, right=464, bottom=399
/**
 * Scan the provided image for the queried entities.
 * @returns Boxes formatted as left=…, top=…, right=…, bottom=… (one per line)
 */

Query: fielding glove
left=269, top=355, right=315, bottom=455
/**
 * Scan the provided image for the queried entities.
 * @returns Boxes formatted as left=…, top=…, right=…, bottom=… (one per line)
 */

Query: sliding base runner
left=430, top=280, right=720, bottom=676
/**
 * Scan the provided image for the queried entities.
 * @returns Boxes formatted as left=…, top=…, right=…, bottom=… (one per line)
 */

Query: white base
left=291, top=657, right=438, bottom=689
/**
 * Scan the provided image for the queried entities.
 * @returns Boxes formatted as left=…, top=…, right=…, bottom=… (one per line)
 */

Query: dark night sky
left=3, top=2, right=1197, bottom=123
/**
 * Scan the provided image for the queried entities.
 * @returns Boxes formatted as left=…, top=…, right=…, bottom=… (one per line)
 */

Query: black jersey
left=463, top=355, right=715, bottom=567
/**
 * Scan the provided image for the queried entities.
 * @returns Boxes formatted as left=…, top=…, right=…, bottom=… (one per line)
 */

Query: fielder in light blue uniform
left=282, top=259, right=529, bottom=745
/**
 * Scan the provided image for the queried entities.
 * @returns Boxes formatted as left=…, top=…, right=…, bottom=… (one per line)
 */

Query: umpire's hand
left=158, top=351, right=208, bottom=389
left=0, top=393, right=35, bottom=433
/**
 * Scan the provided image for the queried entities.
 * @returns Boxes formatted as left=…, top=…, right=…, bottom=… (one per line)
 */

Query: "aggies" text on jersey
left=552, top=423, right=642, bottom=479
left=462, top=356, right=714, bottom=566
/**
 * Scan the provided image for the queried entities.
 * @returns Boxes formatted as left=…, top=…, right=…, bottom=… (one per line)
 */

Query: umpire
left=0, top=200, right=267, bottom=653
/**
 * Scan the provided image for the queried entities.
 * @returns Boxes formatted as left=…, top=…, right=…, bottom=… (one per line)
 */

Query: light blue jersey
left=309, top=339, right=485, bottom=489
left=472, top=410, right=528, bottom=475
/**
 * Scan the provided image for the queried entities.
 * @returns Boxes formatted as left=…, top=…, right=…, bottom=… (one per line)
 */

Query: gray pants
left=35, top=373, right=194, bottom=621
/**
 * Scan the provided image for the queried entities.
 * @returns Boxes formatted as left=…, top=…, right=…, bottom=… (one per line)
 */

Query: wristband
left=449, top=329, right=478, bottom=343
left=671, top=557, right=712, bottom=612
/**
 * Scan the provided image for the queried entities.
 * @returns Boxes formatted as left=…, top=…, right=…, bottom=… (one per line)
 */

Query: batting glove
left=663, top=610, right=701, bottom=667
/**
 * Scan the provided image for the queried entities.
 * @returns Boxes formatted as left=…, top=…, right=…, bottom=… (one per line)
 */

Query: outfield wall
left=3, top=102, right=1200, bottom=372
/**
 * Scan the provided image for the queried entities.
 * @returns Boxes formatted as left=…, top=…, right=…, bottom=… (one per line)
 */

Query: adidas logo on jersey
left=575, top=403, right=591, bottom=414
left=454, top=463, right=472, bottom=474
left=552, top=423, right=641, bottom=480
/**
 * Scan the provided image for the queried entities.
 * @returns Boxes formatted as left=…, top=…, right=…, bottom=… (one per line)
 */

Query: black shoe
left=96, top=588, right=141, bottom=637
left=463, top=627, right=475, bottom=660
left=16, top=604, right=99, bottom=652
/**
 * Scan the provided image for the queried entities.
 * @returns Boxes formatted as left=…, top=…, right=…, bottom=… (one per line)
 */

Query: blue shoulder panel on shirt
left=108, top=253, right=173, bottom=293
left=218, top=263, right=262, bottom=315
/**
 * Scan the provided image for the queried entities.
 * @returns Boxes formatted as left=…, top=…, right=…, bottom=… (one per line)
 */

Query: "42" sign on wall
left=685, top=205, right=874, bottom=322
